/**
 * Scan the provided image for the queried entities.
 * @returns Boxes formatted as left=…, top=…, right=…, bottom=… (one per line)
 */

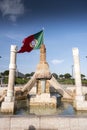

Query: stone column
left=45, top=81, right=50, bottom=93
left=1, top=45, right=17, bottom=113
left=72, top=48, right=84, bottom=103
left=40, top=44, right=46, bottom=63
left=41, top=80, right=46, bottom=93
left=37, top=80, right=41, bottom=95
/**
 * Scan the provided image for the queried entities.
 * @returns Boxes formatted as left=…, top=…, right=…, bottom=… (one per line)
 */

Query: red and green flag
left=17, top=30, right=43, bottom=53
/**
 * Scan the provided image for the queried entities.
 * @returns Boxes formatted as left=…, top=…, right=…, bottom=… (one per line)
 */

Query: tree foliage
left=1, top=70, right=87, bottom=85
left=59, top=74, right=64, bottom=79
left=81, top=74, right=85, bottom=79
left=52, top=73, right=58, bottom=79
left=64, top=73, right=71, bottom=79
left=3, top=70, right=9, bottom=76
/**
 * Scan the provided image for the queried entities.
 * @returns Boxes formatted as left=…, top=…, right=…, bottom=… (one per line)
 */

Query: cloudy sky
left=0, top=0, right=87, bottom=76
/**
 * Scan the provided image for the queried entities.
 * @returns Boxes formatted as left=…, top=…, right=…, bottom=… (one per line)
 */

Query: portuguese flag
left=17, top=30, right=43, bottom=53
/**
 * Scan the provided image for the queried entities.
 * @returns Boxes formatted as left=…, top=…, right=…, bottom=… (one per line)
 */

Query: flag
left=17, top=30, right=43, bottom=53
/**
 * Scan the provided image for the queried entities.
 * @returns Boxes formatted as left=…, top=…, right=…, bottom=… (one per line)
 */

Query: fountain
left=1, top=44, right=87, bottom=129
left=1, top=43, right=87, bottom=115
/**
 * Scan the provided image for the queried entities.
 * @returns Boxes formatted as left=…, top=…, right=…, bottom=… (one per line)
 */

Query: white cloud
left=51, top=59, right=64, bottom=65
left=5, top=33, right=23, bottom=40
left=0, top=0, right=25, bottom=22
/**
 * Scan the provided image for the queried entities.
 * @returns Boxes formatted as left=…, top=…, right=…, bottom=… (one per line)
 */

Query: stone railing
left=0, top=115, right=87, bottom=130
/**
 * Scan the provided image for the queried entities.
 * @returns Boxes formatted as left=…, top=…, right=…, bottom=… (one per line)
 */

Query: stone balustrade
left=0, top=115, right=87, bottom=130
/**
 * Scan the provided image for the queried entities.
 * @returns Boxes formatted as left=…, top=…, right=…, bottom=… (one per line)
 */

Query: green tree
left=59, top=74, right=64, bottom=79
left=3, top=70, right=9, bottom=76
left=52, top=73, right=58, bottom=79
left=81, top=74, right=85, bottom=79
left=64, top=73, right=71, bottom=79
left=25, top=73, right=31, bottom=78
left=30, top=72, right=35, bottom=76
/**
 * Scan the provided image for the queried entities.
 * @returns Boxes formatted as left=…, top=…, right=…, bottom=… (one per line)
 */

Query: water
left=14, top=100, right=87, bottom=116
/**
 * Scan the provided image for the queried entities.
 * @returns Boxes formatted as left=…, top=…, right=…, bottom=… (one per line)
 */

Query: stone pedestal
left=1, top=45, right=17, bottom=114
left=1, top=102, right=14, bottom=113
left=73, top=95, right=87, bottom=110
left=29, top=93, right=57, bottom=107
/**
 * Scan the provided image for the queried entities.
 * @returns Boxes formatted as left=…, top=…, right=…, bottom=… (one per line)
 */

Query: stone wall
left=0, top=115, right=87, bottom=130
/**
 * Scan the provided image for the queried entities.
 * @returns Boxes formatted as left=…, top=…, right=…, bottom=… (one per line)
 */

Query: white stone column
left=6, top=45, right=17, bottom=101
left=72, top=48, right=84, bottom=103
left=72, top=48, right=82, bottom=95
left=1, top=45, right=17, bottom=113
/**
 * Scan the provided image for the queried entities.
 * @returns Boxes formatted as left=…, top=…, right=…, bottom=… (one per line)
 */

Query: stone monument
left=22, top=44, right=73, bottom=108
left=28, top=44, right=57, bottom=107
left=22, top=43, right=73, bottom=106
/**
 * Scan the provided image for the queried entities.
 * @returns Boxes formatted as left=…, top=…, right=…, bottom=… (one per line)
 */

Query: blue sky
left=0, top=0, right=87, bottom=76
